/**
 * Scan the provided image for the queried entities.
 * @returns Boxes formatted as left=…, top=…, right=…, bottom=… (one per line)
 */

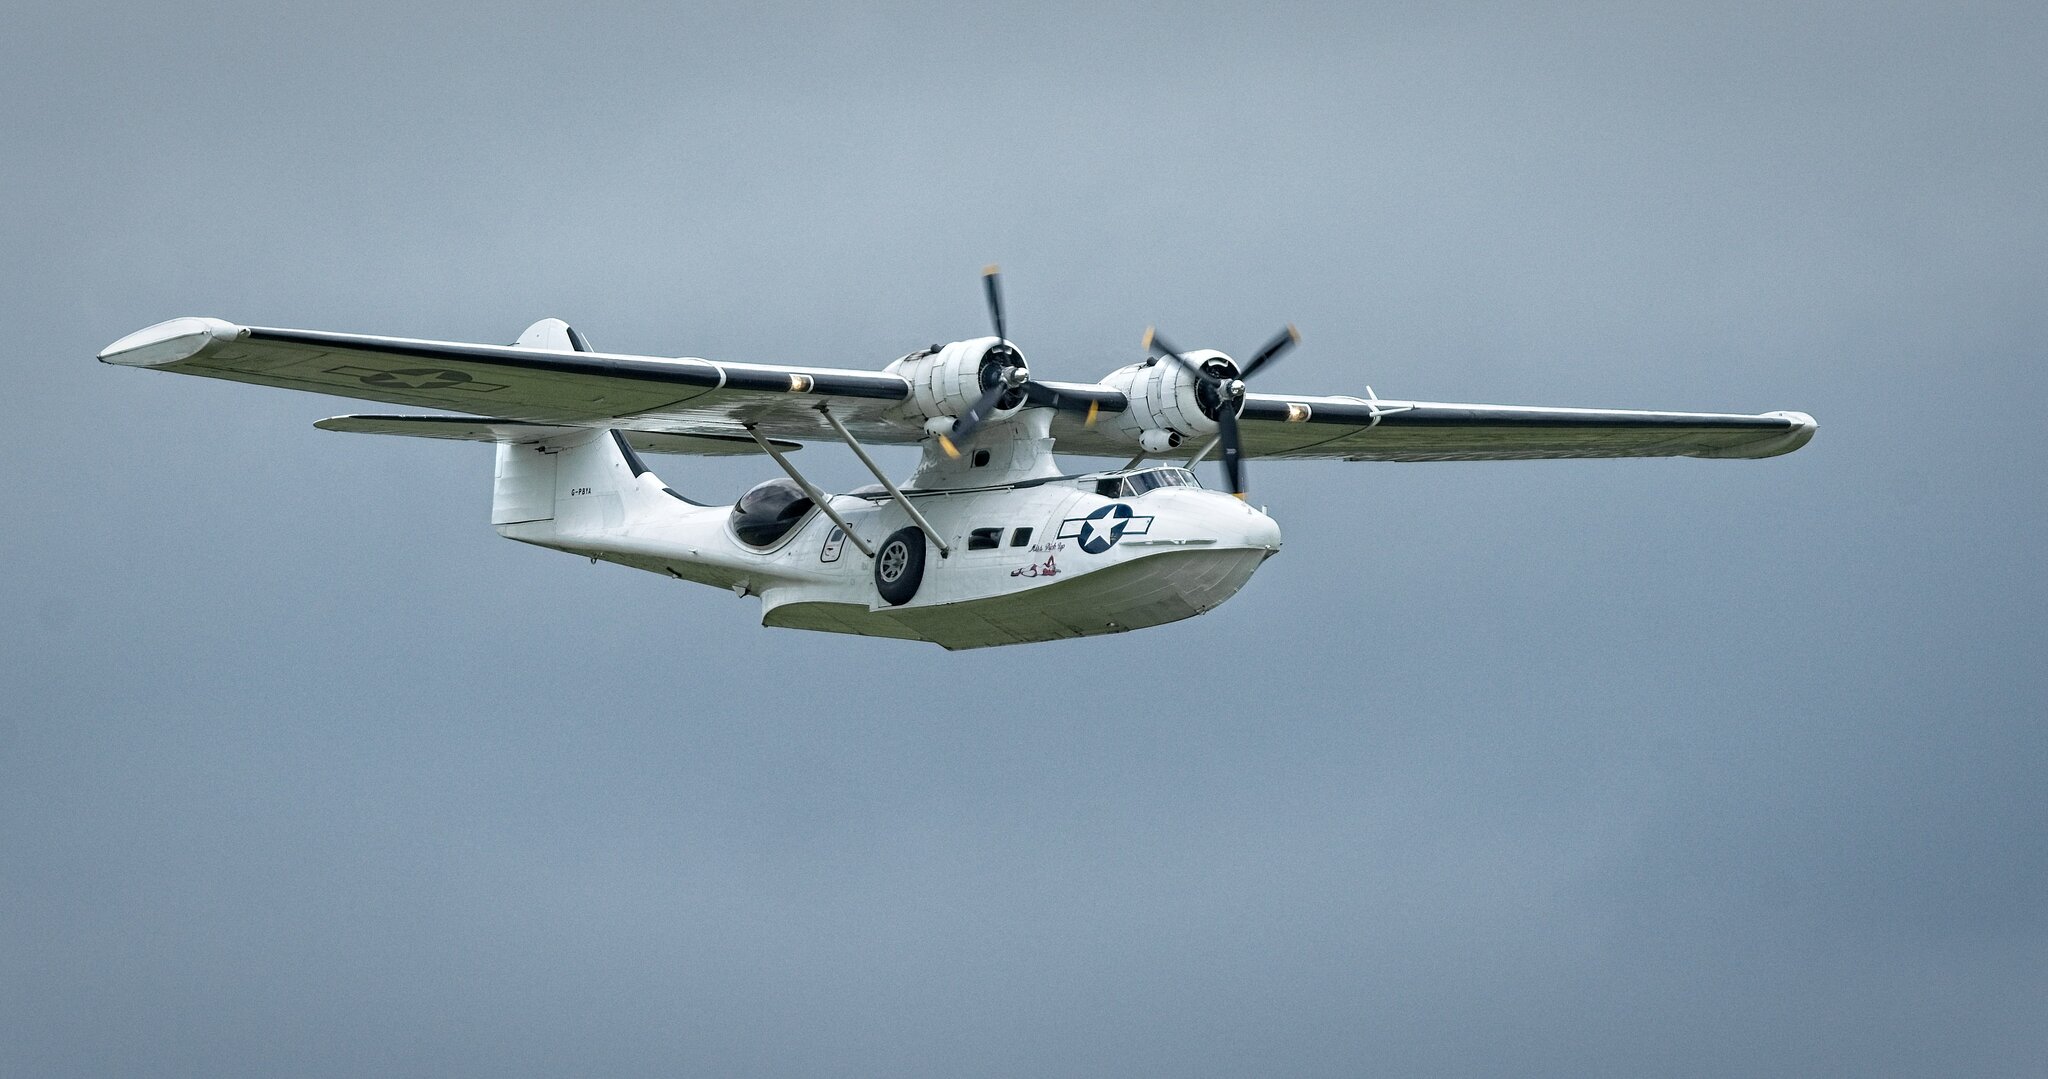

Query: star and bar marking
left=326, top=365, right=508, bottom=392
left=1057, top=503, right=1154, bottom=554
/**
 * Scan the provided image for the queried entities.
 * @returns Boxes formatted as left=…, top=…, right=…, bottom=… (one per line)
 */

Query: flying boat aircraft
left=101, top=269, right=1815, bottom=649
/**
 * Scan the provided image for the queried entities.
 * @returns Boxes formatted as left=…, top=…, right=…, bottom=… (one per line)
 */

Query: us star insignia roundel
left=325, top=365, right=508, bottom=392
left=1057, top=503, right=1154, bottom=554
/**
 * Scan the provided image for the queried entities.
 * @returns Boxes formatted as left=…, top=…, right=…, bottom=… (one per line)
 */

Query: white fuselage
left=491, top=427, right=1282, bottom=649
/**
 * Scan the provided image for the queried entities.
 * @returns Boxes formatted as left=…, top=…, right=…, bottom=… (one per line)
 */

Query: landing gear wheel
left=873, top=526, right=927, bottom=606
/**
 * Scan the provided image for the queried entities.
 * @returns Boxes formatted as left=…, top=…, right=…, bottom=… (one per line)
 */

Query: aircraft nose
left=1199, top=491, right=1280, bottom=550
left=1243, top=505, right=1282, bottom=550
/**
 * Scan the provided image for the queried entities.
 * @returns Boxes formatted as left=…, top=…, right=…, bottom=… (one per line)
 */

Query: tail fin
left=492, top=437, right=556, bottom=525
left=492, top=427, right=687, bottom=533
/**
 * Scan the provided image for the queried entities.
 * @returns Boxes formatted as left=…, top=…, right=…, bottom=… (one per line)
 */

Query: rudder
left=494, top=427, right=672, bottom=537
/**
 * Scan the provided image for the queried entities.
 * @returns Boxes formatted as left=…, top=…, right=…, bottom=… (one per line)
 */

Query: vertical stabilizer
left=493, top=317, right=637, bottom=529
left=492, top=427, right=683, bottom=540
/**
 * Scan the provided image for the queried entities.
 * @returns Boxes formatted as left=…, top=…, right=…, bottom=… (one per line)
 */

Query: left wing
left=99, top=317, right=922, bottom=445
left=1047, top=391, right=1815, bottom=462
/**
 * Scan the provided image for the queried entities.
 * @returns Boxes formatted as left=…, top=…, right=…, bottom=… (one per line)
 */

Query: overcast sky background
left=4, top=3, right=2044, bottom=1075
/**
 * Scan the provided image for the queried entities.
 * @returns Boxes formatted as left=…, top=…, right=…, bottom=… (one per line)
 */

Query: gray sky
left=4, top=2, right=2044, bottom=1075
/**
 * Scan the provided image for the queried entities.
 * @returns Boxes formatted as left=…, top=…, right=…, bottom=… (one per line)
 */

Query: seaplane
left=100, top=268, right=1816, bottom=649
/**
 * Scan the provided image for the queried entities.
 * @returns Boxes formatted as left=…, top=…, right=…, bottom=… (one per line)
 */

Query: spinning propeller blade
left=983, top=264, right=1007, bottom=344
left=1142, top=326, right=1202, bottom=381
left=1239, top=324, right=1299, bottom=380
left=1216, top=401, right=1245, bottom=498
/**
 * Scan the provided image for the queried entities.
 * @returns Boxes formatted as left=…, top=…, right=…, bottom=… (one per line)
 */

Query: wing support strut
left=817, top=404, right=952, bottom=557
left=1361, top=385, right=1412, bottom=424
left=744, top=423, right=876, bottom=559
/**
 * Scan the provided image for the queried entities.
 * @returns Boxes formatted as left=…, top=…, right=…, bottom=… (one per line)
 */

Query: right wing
left=99, top=317, right=920, bottom=445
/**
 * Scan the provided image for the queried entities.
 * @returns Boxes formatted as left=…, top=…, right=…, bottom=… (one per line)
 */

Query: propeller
left=982, top=263, right=1007, bottom=345
left=939, top=265, right=1029, bottom=458
left=1143, top=323, right=1300, bottom=498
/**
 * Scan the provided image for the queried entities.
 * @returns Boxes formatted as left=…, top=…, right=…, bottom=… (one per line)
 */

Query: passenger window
left=1010, top=527, right=1033, bottom=547
left=967, top=527, right=1002, bottom=550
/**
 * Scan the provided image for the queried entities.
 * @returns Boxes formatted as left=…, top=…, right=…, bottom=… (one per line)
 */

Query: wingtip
left=1695, top=411, right=1819, bottom=459
left=99, top=317, right=245, bottom=367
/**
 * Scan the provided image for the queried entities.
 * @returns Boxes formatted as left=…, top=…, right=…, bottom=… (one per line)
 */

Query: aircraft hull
left=763, top=545, right=1275, bottom=649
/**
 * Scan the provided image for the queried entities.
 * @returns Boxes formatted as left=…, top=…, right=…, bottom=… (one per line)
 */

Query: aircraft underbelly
left=763, top=546, right=1273, bottom=649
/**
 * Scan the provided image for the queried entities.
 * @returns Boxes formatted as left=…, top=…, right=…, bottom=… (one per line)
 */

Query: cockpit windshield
left=1101, top=467, right=1201, bottom=498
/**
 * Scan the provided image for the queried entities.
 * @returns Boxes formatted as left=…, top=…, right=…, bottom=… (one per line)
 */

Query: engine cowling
left=1099, top=348, right=1243, bottom=448
left=886, top=336, right=1030, bottom=433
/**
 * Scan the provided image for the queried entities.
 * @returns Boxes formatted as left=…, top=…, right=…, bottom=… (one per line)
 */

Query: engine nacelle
left=886, top=336, right=1029, bottom=431
left=1100, top=348, right=1242, bottom=446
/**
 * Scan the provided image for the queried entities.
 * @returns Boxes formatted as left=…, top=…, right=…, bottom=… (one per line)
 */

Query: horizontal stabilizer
left=314, top=415, right=797, bottom=456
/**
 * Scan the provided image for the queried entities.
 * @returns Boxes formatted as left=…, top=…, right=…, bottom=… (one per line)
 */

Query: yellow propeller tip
left=938, top=435, right=960, bottom=459
left=1084, top=400, right=1100, bottom=427
left=1142, top=326, right=1155, bottom=350
left=1287, top=323, right=1301, bottom=342
left=1233, top=491, right=1249, bottom=500
left=982, top=264, right=1000, bottom=276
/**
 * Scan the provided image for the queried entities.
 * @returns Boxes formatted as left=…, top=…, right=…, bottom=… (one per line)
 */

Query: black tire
left=873, top=526, right=927, bottom=606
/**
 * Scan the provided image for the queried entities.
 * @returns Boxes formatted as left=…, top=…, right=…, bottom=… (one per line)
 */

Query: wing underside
left=311, top=415, right=801, bottom=455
